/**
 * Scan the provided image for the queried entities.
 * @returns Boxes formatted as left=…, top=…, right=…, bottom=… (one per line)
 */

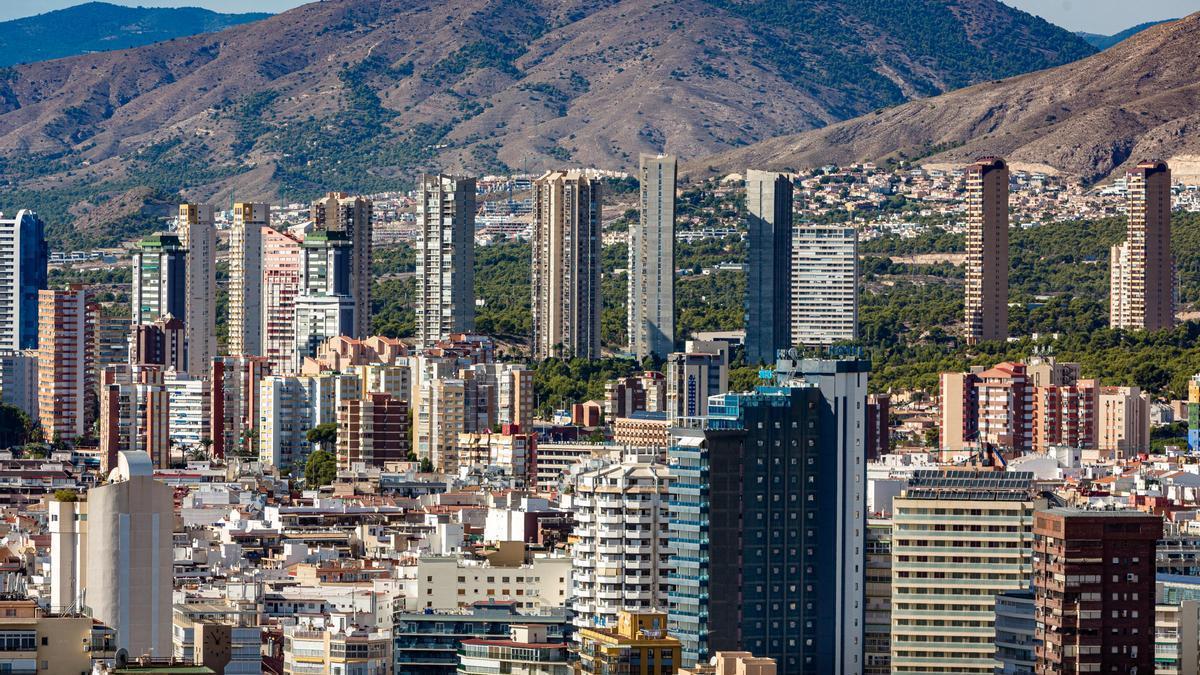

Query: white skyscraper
left=229, top=202, right=267, bottom=356
left=416, top=174, right=476, bottom=348
left=791, top=225, right=858, bottom=345
left=628, top=154, right=676, bottom=361
left=177, top=204, right=217, bottom=374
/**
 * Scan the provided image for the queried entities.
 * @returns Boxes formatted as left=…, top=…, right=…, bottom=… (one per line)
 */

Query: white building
left=407, top=555, right=572, bottom=612
left=51, top=452, right=174, bottom=657
left=165, top=372, right=211, bottom=456
left=258, top=373, right=359, bottom=471
left=178, top=204, right=217, bottom=374
left=791, top=225, right=858, bottom=345
left=570, top=458, right=671, bottom=631
left=665, top=340, right=729, bottom=421
left=416, top=174, right=476, bottom=348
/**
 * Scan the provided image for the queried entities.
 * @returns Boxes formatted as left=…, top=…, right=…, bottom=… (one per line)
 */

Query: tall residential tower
left=744, top=170, right=793, bottom=364
left=0, top=209, right=48, bottom=351
left=629, top=154, right=676, bottom=361
left=791, top=225, right=858, bottom=345
left=1111, top=159, right=1173, bottom=331
left=963, top=157, right=1009, bottom=344
left=312, top=193, right=372, bottom=338
left=531, top=170, right=601, bottom=359
left=416, top=175, right=476, bottom=348
left=177, top=204, right=217, bottom=373
left=229, top=202, right=268, bottom=356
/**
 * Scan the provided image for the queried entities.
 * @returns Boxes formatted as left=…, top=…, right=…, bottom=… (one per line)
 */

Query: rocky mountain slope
left=0, top=0, right=1095, bottom=245
left=1076, top=20, right=1174, bottom=50
left=0, top=2, right=270, bottom=67
left=689, top=14, right=1200, bottom=184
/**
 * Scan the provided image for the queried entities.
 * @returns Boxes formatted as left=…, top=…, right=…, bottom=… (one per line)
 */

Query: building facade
left=628, top=154, right=676, bottom=361
left=229, top=202, right=267, bottom=356
left=37, top=287, right=96, bottom=443
left=791, top=225, right=858, bottom=345
left=668, top=357, right=867, bottom=673
left=571, top=459, right=671, bottom=632
left=531, top=171, right=601, bottom=359
left=1032, top=509, right=1161, bottom=674
left=416, top=174, right=476, bottom=349
left=744, top=170, right=793, bottom=365
left=177, top=203, right=217, bottom=374
left=0, top=209, right=48, bottom=351
left=1111, top=160, right=1173, bottom=331
left=262, top=227, right=303, bottom=374
left=131, top=233, right=187, bottom=327
left=891, top=470, right=1041, bottom=674
left=294, top=230, right=355, bottom=369
left=665, top=340, right=729, bottom=422
left=963, top=157, right=1009, bottom=344
left=312, top=192, right=373, bottom=338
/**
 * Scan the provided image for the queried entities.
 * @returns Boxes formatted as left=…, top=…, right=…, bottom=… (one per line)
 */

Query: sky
left=0, top=0, right=1197, bottom=34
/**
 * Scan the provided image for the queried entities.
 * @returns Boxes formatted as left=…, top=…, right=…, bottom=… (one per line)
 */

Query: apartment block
left=262, top=226, right=303, bottom=375
left=229, top=202, right=267, bottom=356
left=1111, top=160, right=1173, bottom=331
left=628, top=154, right=676, bottom=361
left=312, top=192, right=373, bottom=338
left=416, top=174, right=476, bottom=348
left=791, top=225, right=858, bottom=345
left=1032, top=509, right=1161, bottom=673
left=570, top=459, right=671, bottom=632
left=338, top=392, right=410, bottom=468
left=0, top=209, right=47, bottom=351
left=177, top=203, right=217, bottom=374
left=891, top=470, right=1042, bottom=674
left=744, top=170, right=793, bottom=365
left=665, top=340, right=729, bottom=422
left=530, top=170, right=601, bottom=359
left=37, top=287, right=96, bottom=443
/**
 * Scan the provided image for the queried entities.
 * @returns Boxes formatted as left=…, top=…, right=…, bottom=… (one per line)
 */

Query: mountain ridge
left=1076, top=19, right=1175, bottom=50
left=685, top=14, right=1200, bottom=185
left=0, top=2, right=270, bottom=67
left=0, top=0, right=1096, bottom=246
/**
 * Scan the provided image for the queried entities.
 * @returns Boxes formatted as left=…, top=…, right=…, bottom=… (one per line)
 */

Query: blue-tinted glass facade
left=669, top=383, right=843, bottom=672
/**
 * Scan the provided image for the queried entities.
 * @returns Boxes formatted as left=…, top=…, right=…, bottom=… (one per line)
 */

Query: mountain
left=0, top=2, right=271, bottom=67
left=689, top=14, right=1200, bottom=185
left=0, top=0, right=1095, bottom=246
left=1076, top=20, right=1175, bottom=50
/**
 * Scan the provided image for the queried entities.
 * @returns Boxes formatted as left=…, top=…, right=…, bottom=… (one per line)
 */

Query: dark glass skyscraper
left=0, top=209, right=48, bottom=351
left=668, top=357, right=868, bottom=673
left=744, top=170, right=793, bottom=365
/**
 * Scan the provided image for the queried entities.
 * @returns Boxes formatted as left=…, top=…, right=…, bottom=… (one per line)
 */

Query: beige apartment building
left=891, top=470, right=1042, bottom=675
left=228, top=202, right=268, bottom=356
left=177, top=203, right=217, bottom=374
left=1095, top=385, right=1151, bottom=459
left=530, top=170, right=601, bottom=359
left=1111, top=160, right=1174, bottom=331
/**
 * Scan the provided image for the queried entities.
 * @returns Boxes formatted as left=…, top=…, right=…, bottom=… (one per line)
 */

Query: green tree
left=304, top=450, right=338, bottom=487
left=419, top=457, right=433, bottom=473
left=0, top=404, right=32, bottom=449
left=53, top=489, right=79, bottom=502
left=306, top=423, right=338, bottom=452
